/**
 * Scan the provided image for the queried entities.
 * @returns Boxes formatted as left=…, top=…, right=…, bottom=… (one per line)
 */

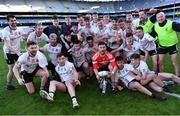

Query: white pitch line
left=163, top=92, right=180, bottom=99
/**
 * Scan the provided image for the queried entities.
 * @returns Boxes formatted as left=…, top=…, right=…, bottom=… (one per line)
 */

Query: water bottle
left=163, top=81, right=175, bottom=86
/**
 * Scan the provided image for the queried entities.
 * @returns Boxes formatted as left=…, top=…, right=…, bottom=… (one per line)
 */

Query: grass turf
left=0, top=34, right=180, bottom=115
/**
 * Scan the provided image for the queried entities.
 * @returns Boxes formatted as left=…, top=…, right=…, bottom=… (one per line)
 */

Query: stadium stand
left=0, top=0, right=179, bottom=27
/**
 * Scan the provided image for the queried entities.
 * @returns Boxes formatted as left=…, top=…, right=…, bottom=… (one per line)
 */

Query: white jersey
left=94, top=26, right=107, bottom=36
left=133, top=18, right=140, bottom=28
left=84, top=44, right=97, bottom=63
left=116, top=64, right=135, bottom=87
left=116, top=64, right=134, bottom=78
left=55, top=61, right=75, bottom=82
left=118, top=41, right=140, bottom=60
left=133, top=60, right=150, bottom=74
left=90, top=21, right=98, bottom=29
left=2, top=26, right=23, bottom=54
left=80, top=26, right=95, bottom=45
left=78, top=24, right=85, bottom=31
left=27, top=31, right=49, bottom=45
left=105, top=27, right=119, bottom=49
left=69, top=47, right=89, bottom=67
left=81, top=26, right=95, bottom=37
left=43, top=43, right=62, bottom=66
left=104, top=22, right=111, bottom=28
left=17, top=51, right=48, bottom=73
left=137, top=33, right=156, bottom=51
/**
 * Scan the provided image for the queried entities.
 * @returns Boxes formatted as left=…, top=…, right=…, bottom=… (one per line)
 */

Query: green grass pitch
left=0, top=33, right=180, bottom=115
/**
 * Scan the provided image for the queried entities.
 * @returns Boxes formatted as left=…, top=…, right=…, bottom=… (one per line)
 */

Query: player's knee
left=83, top=62, right=89, bottom=68
left=170, top=74, right=175, bottom=78
left=172, top=60, right=178, bottom=66
left=129, top=81, right=138, bottom=89
left=133, top=82, right=140, bottom=88
left=50, top=80, right=56, bottom=86
left=42, top=72, right=49, bottom=78
left=28, top=90, right=35, bottom=94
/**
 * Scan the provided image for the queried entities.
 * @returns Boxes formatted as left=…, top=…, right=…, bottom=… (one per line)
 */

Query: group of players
left=1, top=8, right=180, bottom=109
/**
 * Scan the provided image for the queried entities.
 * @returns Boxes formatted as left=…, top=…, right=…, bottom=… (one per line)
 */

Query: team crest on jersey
left=31, top=59, right=36, bottom=63
left=142, top=69, right=146, bottom=72
left=125, top=68, right=128, bottom=72
left=165, top=27, right=168, bottom=31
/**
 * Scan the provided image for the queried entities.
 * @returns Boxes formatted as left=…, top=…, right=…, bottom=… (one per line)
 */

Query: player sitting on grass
left=115, top=56, right=166, bottom=100
left=68, top=40, right=91, bottom=79
left=40, top=53, right=80, bottom=109
left=130, top=53, right=175, bottom=93
left=13, top=41, right=49, bottom=94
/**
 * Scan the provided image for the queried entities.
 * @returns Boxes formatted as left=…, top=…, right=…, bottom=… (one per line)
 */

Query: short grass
left=0, top=33, right=180, bottom=115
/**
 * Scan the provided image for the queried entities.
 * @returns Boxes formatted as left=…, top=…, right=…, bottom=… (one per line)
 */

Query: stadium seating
left=0, top=0, right=179, bottom=26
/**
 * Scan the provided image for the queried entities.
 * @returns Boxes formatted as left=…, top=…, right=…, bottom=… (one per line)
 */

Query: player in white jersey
left=40, top=53, right=80, bottom=109
left=93, top=19, right=108, bottom=43
left=90, top=12, right=98, bottom=29
left=130, top=53, right=176, bottom=93
left=115, top=33, right=141, bottom=63
left=40, top=33, right=62, bottom=76
left=115, top=56, right=166, bottom=100
left=103, top=14, right=111, bottom=28
left=105, top=18, right=121, bottom=51
left=77, top=17, right=95, bottom=45
left=126, top=13, right=140, bottom=31
left=84, top=36, right=98, bottom=78
left=13, top=41, right=49, bottom=94
left=27, top=23, right=49, bottom=46
left=135, top=26, right=158, bottom=72
left=77, top=14, right=85, bottom=31
left=2, top=15, right=24, bottom=90
left=68, top=40, right=91, bottom=79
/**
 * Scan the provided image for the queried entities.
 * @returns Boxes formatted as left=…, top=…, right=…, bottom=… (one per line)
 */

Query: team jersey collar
left=9, top=25, right=17, bottom=30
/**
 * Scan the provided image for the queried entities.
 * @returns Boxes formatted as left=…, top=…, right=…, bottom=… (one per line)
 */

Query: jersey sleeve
left=146, top=33, right=154, bottom=41
left=92, top=53, right=99, bottom=70
left=43, top=33, right=49, bottom=42
left=27, top=32, right=34, bottom=42
left=2, top=29, right=10, bottom=41
left=38, top=52, right=48, bottom=68
left=140, top=61, right=149, bottom=73
left=16, top=54, right=25, bottom=67
left=128, top=64, right=134, bottom=71
left=43, top=44, right=48, bottom=50
left=69, top=62, right=75, bottom=70
left=107, top=53, right=117, bottom=68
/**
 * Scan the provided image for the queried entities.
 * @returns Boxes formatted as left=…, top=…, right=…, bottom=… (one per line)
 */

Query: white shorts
left=61, top=76, right=75, bottom=82
left=119, top=75, right=135, bottom=87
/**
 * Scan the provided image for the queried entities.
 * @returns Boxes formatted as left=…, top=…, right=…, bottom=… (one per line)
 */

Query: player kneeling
left=40, top=53, right=80, bottom=109
left=13, top=41, right=49, bottom=94
left=115, top=56, right=166, bottom=101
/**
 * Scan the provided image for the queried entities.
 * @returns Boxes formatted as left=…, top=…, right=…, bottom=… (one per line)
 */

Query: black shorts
left=140, top=50, right=157, bottom=56
left=75, top=64, right=83, bottom=72
left=51, top=75, right=61, bottom=82
left=88, top=61, right=93, bottom=67
left=158, top=44, right=178, bottom=55
left=5, top=54, right=18, bottom=65
left=20, top=66, right=40, bottom=83
left=140, top=50, right=145, bottom=56
left=98, top=66, right=110, bottom=72
left=47, top=61, right=55, bottom=71
left=149, top=50, right=157, bottom=56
